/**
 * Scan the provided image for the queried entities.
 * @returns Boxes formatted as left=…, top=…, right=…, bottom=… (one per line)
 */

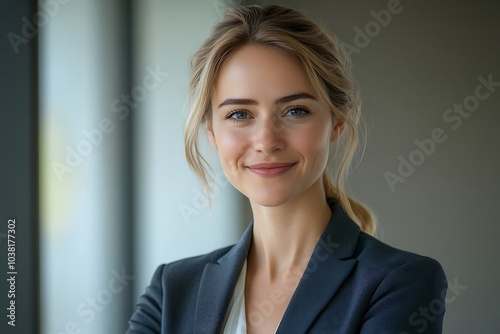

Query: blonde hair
left=184, top=5, right=375, bottom=235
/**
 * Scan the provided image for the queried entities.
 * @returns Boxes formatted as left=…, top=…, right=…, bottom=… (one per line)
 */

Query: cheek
left=291, top=125, right=331, bottom=160
left=213, top=128, right=247, bottom=175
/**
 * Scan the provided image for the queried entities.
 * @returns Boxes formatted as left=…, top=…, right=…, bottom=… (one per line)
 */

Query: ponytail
left=323, top=173, right=376, bottom=235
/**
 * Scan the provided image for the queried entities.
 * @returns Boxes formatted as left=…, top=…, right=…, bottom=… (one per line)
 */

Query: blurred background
left=1, top=0, right=499, bottom=333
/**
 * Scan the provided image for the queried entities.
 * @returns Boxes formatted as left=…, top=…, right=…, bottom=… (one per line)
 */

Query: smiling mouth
left=247, top=162, right=296, bottom=177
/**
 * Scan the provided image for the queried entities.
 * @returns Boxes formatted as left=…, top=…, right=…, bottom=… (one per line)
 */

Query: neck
left=248, top=179, right=332, bottom=281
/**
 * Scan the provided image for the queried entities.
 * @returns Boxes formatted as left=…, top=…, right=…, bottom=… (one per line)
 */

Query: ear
left=205, top=118, right=218, bottom=149
left=330, top=118, right=345, bottom=142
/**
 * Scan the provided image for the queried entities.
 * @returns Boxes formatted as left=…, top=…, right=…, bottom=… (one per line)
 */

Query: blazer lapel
left=194, top=223, right=253, bottom=334
left=277, top=202, right=361, bottom=333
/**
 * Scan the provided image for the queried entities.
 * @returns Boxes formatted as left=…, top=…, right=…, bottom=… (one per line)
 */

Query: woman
left=127, top=5, right=447, bottom=334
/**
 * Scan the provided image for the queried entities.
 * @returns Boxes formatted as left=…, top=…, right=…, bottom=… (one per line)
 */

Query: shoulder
left=348, top=233, right=448, bottom=332
left=139, top=245, right=235, bottom=301
left=155, top=244, right=235, bottom=286
left=351, top=231, right=448, bottom=311
left=330, top=200, right=445, bottom=280
left=354, top=231, right=445, bottom=278
left=126, top=244, right=238, bottom=332
left=127, top=223, right=253, bottom=333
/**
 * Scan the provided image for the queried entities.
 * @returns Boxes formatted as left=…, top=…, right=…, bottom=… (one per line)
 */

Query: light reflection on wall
left=40, top=0, right=129, bottom=333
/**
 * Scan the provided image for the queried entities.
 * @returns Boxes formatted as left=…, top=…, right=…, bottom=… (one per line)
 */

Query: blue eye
left=286, top=107, right=309, bottom=117
left=230, top=111, right=248, bottom=119
left=226, top=110, right=250, bottom=122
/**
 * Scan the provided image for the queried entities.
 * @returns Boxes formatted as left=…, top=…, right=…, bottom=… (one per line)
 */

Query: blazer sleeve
left=361, top=256, right=448, bottom=334
left=126, top=264, right=165, bottom=334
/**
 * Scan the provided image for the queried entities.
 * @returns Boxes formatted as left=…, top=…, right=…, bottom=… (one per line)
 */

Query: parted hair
left=184, top=5, right=375, bottom=235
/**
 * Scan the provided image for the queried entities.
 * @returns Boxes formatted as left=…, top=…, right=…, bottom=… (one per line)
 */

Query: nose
left=253, top=116, right=285, bottom=154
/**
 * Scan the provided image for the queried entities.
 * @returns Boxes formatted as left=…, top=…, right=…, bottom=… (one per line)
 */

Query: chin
left=248, top=190, right=295, bottom=208
left=254, top=199, right=288, bottom=208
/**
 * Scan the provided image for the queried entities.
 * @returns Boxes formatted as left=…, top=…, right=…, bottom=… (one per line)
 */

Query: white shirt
left=223, top=260, right=247, bottom=333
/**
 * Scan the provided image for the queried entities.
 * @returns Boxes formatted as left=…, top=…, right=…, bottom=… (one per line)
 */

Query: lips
left=247, top=162, right=296, bottom=177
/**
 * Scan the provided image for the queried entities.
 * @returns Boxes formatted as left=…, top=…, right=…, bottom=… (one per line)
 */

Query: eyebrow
left=217, top=92, right=317, bottom=108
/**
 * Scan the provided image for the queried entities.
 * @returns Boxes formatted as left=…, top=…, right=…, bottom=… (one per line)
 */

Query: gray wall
left=267, top=0, right=499, bottom=332
left=39, top=1, right=133, bottom=333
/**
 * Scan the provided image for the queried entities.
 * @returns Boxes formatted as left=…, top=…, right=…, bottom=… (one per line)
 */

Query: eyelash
left=224, top=106, right=311, bottom=123
left=225, top=110, right=249, bottom=122
left=285, top=105, right=310, bottom=118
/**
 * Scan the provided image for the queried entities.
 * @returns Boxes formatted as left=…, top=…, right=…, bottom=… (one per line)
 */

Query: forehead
left=213, top=44, right=317, bottom=102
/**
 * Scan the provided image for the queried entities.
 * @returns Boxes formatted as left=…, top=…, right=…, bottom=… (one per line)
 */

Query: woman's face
left=209, top=44, right=343, bottom=207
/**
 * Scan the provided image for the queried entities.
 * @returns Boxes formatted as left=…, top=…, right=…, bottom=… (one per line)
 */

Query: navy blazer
left=126, top=202, right=447, bottom=333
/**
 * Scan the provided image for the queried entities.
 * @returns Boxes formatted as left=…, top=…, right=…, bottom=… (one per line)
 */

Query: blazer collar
left=193, top=201, right=360, bottom=334
left=194, top=222, right=253, bottom=334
